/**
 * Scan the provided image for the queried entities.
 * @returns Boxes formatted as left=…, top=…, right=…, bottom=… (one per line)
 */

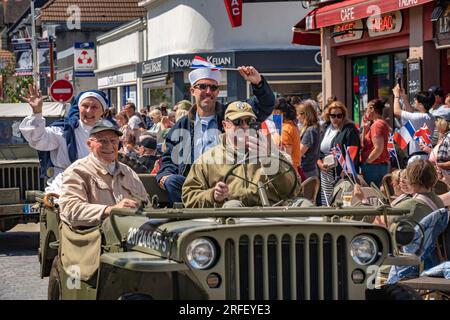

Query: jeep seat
left=138, top=174, right=169, bottom=206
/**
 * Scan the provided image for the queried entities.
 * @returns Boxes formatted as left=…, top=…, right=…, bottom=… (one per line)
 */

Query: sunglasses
left=194, top=83, right=219, bottom=91
left=330, top=113, right=344, bottom=119
left=298, top=112, right=305, bottom=115
left=229, top=118, right=256, bottom=127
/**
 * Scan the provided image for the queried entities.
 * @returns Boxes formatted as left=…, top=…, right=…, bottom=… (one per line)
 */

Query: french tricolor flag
left=261, top=114, right=282, bottom=145
left=393, top=121, right=416, bottom=150
left=191, top=56, right=222, bottom=70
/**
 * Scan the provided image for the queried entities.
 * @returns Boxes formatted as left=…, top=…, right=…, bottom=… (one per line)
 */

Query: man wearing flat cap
left=182, top=102, right=300, bottom=208
left=20, top=84, right=109, bottom=193
left=59, top=120, right=148, bottom=228
left=157, top=66, right=275, bottom=206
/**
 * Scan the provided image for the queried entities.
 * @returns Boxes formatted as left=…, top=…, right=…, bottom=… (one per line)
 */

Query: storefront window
left=149, top=87, right=172, bottom=107
left=352, top=57, right=368, bottom=125
left=352, top=51, right=407, bottom=125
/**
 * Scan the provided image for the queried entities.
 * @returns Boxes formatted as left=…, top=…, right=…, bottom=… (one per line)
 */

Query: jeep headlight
left=186, top=238, right=217, bottom=270
left=350, top=235, right=378, bottom=265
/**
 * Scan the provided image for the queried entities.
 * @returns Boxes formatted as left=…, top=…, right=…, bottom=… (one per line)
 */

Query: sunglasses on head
left=194, top=83, right=219, bottom=91
left=229, top=118, right=256, bottom=126
left=330, top=113, right=344, bottom=119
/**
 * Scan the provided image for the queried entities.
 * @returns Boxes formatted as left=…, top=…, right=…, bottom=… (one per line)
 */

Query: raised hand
left=238, top=66, right=262, bottom=86
left=21, top=84, right=43, bottom=114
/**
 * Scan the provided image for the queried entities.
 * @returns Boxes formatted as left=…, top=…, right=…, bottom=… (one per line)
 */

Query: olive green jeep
left=38, top=172, right=422, bottom=300
left=0, top=102, right=68, bottom=232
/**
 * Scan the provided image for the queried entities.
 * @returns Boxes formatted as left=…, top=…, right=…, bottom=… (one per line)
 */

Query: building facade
left=137, top=0, right=322, bottom=107
left=297, top=0, right=450, bottom=125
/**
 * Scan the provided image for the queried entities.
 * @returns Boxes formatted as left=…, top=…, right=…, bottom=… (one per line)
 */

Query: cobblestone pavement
left=0, top=223, right=48, bottom=300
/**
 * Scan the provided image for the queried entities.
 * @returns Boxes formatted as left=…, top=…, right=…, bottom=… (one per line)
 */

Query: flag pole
left=190, top=67, right=239, bottom=71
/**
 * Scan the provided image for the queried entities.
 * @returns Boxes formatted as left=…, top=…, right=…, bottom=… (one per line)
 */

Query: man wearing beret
left=20, top=84, right=108, bottom=193
left=182, top=102, right=300, bottom=208
left=59, top=120, right=148, bottom=228
left=157, top=66, right=275, bottom=206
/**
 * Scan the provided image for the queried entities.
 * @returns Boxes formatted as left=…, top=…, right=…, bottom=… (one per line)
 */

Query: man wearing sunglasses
left=157, top=66, right=275, bottom=206
left=182, top=102, right=300, bottom=208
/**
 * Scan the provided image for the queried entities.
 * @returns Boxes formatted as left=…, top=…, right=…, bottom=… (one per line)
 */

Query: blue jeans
left=163, top=174, right=185, bottom=206
left=361, top=163, right=389, bottom=188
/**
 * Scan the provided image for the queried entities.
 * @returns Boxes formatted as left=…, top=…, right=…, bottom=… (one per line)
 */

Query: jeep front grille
left=0, top=165, right=44, bottom=200
left=225, top=233, right=348, bottom=300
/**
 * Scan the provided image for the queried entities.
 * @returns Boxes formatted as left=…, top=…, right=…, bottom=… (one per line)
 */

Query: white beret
left=188, top=68, right=221, bottom=85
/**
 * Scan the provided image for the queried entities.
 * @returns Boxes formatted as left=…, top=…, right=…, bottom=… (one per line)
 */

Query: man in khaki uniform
left=182, top=101, right=301, bottom=208
left=59, top=120, right=149, bottom=228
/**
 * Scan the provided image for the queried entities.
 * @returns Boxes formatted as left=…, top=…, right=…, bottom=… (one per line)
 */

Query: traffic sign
left=50, top=79, right=73, bottom=103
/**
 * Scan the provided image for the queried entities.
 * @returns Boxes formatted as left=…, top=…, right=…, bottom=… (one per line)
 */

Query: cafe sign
left=367, top=11, right=403, bottom=37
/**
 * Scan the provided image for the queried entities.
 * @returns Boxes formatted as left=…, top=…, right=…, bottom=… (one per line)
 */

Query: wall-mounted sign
left=138, top=56, right=169, bottom=77
left=74, top=42, right=95, bottom=77
left=434, top=4, right=450, bottom=49
left=367, top=11, right=402, bottom=38
left=170, top=53, right=235, bottom=72
left=333, top=20, right=363, bottom=44
left=224, top=0, right=242, bottom=28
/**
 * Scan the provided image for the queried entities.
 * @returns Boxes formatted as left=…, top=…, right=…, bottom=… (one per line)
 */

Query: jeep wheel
left=366, top=283, right=422, bottom=300
left=48, top=256, right=62, bottom=300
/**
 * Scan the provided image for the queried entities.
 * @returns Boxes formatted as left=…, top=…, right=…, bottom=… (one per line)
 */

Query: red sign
left=305, top=0, right=433, bottom=31
left=224, top=0, right=242, bottom=28
left=50, top=79, right=74, bottom=103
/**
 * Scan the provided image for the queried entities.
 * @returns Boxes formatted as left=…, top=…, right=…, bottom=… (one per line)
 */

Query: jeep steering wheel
left=223, top=154, right=298, bottom=206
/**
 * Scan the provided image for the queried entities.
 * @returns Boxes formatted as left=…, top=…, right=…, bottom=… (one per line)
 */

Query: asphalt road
left=0, top=223, right=48, bottom=300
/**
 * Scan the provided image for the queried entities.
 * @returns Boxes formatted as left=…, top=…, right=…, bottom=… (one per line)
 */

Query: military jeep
left=0, top=102, right=68, bottom=232
left=38, top=172, right=422, bottom=300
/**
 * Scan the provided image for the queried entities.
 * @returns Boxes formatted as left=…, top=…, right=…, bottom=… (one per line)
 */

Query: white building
left=138, top=0, right=321, bottom=106
left=96, top=18, right=146, bottom=110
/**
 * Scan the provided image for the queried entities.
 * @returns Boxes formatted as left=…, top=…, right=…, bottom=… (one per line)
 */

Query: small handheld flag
left=393, top=120, right=416, bottom=150
left=413, top=123, right=432, bottom=146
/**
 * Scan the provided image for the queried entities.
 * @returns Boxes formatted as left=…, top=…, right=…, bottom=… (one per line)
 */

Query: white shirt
left=320, top=125, right=339, bottom=154
left=19, top=113, right=93, bottom=193
left=128, top=114, right=142, bottom=130
left=401, top=110, right=435, bottom=155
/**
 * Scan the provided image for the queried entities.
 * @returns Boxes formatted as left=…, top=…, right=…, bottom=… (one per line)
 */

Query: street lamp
left=44, top=24, right=57, bottom=83
left=30, top=0, right=39, bottom=89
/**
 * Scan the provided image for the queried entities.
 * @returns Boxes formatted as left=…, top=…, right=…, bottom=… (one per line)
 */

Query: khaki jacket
left=59, top=153, right=148, bottom=227
left=182, top=135, right=301, bottom=208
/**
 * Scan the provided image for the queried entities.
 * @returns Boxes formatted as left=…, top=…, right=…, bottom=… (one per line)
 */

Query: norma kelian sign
left=224, top=0, right=242, bottom=28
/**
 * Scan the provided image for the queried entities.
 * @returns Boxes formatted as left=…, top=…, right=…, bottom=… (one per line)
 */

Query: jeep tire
left=48, top=256, right=62, bottom=300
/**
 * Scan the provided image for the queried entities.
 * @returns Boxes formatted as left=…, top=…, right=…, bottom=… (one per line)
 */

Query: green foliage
left=0, top=55, right=33, bottom=103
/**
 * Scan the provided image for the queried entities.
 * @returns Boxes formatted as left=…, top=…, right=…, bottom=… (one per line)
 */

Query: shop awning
left=304, top=0, right=434, bottom=30
left=292, top=15, right=320, bottom=46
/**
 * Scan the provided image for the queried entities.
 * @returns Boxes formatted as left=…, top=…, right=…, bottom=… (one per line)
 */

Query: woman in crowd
left=115, top=111, right=129, bottom=141
left=391, top=160, right=444, bottom=224
left=273, top=98, right=302, bottom=177
left=317, top=101, right=360, bottom=205
left=296, top=100, right=320, bottom=178
left=421, top=113, right=450, bottom=177
left=360, top=99, right=390, bottom=187
left=147, top=109, right=163, bottom=142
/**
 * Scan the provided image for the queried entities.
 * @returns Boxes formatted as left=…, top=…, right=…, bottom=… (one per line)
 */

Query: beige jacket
left=59, top=153, right=148, bottom=227
left=182, top=135, right=301, bottom=208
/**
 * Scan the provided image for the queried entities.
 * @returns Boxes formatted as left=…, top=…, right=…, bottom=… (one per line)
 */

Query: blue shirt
left=193, top=113, right=220, bottom=161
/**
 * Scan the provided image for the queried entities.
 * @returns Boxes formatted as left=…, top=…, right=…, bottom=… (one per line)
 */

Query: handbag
left=323, top=154, right=337, bottom=169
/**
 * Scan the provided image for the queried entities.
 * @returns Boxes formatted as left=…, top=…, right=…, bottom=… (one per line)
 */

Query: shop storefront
left=97, top=66, right=138, bottom=110
left=434, top=1, right=450, bottom=93
left=295, top=0, right=443, bottom=126
left=138, top=50, right=322, bottom=107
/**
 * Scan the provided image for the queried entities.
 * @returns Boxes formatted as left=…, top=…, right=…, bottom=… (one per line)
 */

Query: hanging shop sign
left=434, top=4, right=450, bottom=49
left=367, top=11, right=402, bottom=38
left=224, top=0, right=243, bottom=28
